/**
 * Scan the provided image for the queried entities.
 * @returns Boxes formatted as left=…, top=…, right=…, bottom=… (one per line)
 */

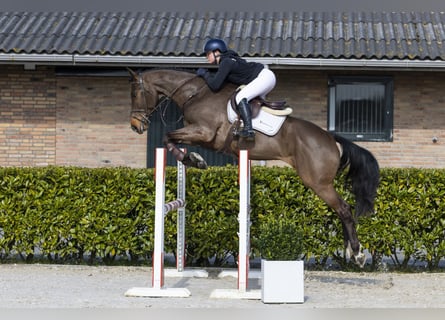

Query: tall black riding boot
left=236, top=98, right=255, bottom=140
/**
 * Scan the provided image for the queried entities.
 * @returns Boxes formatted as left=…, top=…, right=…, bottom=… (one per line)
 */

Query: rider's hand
left=196, top=68, right=208, bottom=77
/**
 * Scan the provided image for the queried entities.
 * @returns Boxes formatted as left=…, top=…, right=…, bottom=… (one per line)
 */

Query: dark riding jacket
left=201, top=50, right=264, bottom=92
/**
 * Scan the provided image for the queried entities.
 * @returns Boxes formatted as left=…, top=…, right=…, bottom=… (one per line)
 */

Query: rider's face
left=206, top=50, right=220, bottom=64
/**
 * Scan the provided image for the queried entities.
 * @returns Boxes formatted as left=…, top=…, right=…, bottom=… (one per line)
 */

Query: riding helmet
left=203, top=39, right=228, bottom=54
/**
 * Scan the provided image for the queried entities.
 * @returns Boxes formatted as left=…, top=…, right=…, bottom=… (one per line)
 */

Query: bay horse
left=128, top=68, right=380, bottom=267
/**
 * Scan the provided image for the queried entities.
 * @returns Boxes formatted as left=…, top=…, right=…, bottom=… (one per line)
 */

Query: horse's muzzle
left=130, top=118, right=146, bottom=134
left=130, top=111, right=151, bottom=134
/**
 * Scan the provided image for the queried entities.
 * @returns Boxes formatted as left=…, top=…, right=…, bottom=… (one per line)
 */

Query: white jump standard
left=125, top=148, right=207, bottom=298
left=210, top=149, right=261, bottom=300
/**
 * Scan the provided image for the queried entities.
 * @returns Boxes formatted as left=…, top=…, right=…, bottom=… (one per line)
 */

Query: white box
left=261, top=259, right=304, bottom=303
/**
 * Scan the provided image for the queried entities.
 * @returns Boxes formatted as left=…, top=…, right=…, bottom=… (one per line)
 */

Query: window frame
left=327, top=75, right=394, bottom=142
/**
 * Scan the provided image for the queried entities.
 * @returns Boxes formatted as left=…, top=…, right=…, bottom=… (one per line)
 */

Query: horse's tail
left=334, top=134, right=380, bottom=217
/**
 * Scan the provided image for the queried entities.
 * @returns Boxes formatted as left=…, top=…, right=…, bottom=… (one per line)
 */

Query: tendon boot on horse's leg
left=166, top=143, right=185, bottom=161
left=236, top=98, right=255, bottom=141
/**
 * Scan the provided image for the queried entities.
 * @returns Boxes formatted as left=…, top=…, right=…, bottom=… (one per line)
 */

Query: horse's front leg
left=163, top=126, right=215, bottom=169
left=165, top=141, right=208, bottom=169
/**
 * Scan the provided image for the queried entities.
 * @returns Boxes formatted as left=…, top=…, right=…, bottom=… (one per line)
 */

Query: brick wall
left=0, top=66, right=444, bottom=168
left=0, top=66, right=146, bottom=168
left=0, top=66, right=56, bottom=166
left=56, top=75, right=146, bottom=168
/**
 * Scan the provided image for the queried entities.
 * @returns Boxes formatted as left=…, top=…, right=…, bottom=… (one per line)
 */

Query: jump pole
left=210, top=149, right=261, bottom=300
left=125, top=147, right=207, bottom=298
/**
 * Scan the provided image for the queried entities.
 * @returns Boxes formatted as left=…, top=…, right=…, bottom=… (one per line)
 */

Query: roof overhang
left=2, top=53, right=445, bottom=71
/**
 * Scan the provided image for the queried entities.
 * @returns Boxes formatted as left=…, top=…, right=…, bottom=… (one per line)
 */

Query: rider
left=196, top=38, right=277, bottom=140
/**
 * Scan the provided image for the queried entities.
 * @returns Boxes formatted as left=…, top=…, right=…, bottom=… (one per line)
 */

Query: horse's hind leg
left=340, top=213, right=365, bottom=267
left=311, top=184, right=366, bottom=267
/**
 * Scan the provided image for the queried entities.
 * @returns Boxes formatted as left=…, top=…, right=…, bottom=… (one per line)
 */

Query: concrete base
left=211, top=269, right=262, bottom=300
left=210, top=289, right=261, bottom=300
left=125, top=268, right=207, bottom=298
left=216, top=269, right=262, bottom=279
left=125, top=287, right=191, bottom=298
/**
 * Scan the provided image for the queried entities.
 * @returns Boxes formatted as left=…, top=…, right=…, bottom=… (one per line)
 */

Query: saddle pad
left=227, top=102, right=287, bottom=136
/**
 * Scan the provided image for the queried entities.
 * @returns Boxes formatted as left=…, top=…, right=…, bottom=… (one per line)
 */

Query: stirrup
left=238, top=129, right=255, bottom=140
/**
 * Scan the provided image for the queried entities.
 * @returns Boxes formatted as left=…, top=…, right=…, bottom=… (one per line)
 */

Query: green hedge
left=0, top=166, right=444, bottom=270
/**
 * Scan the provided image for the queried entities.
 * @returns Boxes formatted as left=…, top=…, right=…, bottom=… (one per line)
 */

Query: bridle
left=130, top=76, right=156, bottom=129
left=130, top=72, right=203, bottom=131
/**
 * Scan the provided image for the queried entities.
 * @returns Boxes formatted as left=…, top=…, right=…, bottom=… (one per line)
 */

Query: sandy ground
left=0, top=263, right=444, bottom=309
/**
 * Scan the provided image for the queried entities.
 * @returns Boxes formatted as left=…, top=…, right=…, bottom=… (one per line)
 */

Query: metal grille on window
left=328, top=77, right=393, bottom=142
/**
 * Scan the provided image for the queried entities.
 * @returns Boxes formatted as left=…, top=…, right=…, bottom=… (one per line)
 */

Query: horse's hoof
left=346, top=242, right=365, bottom=268
left=352, top=252, right=366, bottom=268
left=184, top=152, right=208, bottom=169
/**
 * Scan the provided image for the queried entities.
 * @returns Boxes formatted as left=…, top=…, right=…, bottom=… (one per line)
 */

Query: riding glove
left=196, top=68, right=208, bottom=77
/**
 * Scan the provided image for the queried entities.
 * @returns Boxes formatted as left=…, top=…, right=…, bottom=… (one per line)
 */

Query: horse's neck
left=154, top=71, right=190, bottom=93
left=157, top=72, right=207, bottom=108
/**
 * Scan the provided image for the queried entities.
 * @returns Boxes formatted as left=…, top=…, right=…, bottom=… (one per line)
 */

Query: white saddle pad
left=227, top=101, right=288, bottom=136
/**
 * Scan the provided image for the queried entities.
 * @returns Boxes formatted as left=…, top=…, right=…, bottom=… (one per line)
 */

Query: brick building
left=0, top=12, right=444, bottom=168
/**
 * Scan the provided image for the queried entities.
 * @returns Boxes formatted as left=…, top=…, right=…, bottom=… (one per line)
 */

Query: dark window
left=328, top=76, right=393, bottom=142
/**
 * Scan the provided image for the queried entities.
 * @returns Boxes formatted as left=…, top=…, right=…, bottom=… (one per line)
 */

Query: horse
left=128, top=68, right=380, bottom=267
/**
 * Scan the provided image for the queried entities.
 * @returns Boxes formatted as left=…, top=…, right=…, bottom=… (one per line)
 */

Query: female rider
left=196, top=38, right=277, bottom=140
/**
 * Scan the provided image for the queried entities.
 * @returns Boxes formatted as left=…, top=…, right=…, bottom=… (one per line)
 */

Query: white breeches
left=235, top=68, right=276, bottom=104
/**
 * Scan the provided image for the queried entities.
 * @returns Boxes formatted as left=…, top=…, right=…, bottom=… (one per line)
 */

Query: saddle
left=223, top=88, right=290, bottom=152
left=230, top=90, right=287, bottom=118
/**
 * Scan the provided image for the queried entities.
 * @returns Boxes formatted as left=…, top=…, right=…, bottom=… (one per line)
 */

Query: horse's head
left=128, top=68, right=158, bottom=134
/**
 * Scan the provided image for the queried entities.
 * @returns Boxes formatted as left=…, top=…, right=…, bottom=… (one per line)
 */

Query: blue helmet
left=203, top=39, right=228, bottom=54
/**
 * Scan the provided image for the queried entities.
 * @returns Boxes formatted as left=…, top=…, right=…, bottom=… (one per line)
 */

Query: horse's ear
left=127, top=67, right=137, bottom=79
